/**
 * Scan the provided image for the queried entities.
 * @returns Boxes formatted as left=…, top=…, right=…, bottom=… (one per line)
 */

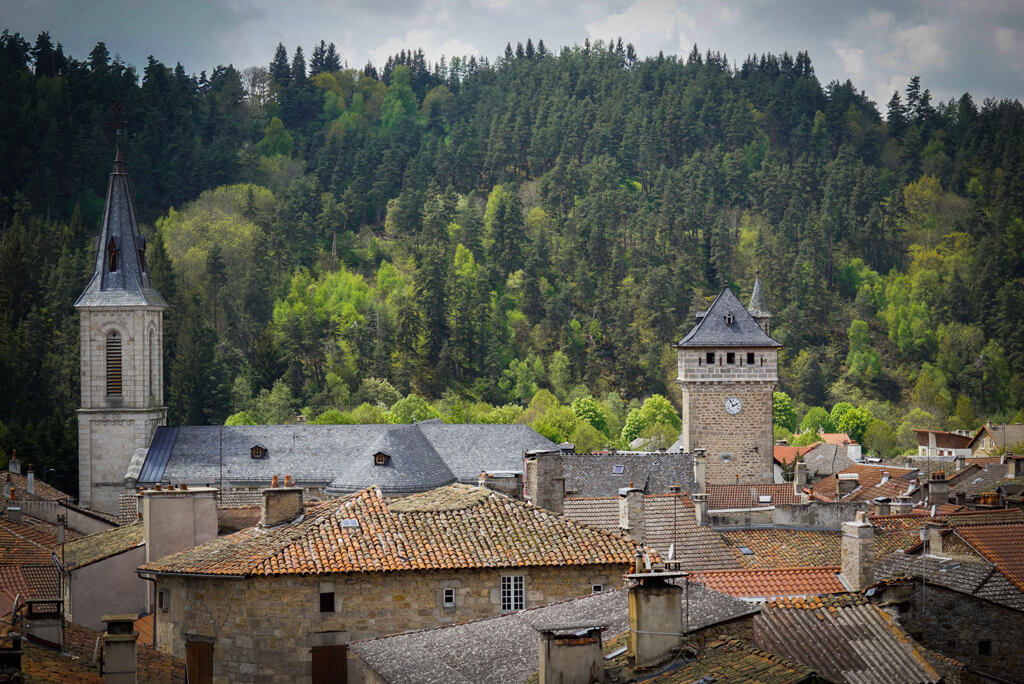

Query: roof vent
left=251, top=445, right=267, bottom=459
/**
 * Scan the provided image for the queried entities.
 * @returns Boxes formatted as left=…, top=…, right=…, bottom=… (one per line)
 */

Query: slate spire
left=748, top=271, right=769, bottom=317
left=75, top=138, right=166, bottom=308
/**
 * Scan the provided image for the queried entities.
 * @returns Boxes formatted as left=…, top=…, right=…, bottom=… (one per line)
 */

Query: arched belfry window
left=106, top=332, right=123, bottom=396
left=107, top=237, right=118, bottom=272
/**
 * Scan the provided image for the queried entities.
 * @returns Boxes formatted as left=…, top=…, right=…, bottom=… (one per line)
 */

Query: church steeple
left=75, top=138, right=166, bottom=308
left=748, top=271, right=772, bottom=335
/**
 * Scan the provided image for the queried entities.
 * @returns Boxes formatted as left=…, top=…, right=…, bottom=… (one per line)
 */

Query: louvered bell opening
left=106, top=333, right=123, bottom=395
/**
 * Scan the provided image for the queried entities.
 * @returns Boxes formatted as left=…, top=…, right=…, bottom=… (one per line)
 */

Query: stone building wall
left=679, top=383, right=774, bottom=484
left=677, top=348, right=778, bottom=384
left=154, top=563, right=628, bottom=683
left=870, top=582, right=1024, bottom=681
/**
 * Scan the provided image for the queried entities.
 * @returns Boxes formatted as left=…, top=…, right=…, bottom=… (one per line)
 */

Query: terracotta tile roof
left=63, top=522, right=143, bottom=570
left=563, top=495, right=739, bottom=570
left=0, top=516, right=59, bottom=564
left=809, top=464, right=918, bottom=502
left=955, top=523, right=1024, bottom=592
left=66, top=620, right=185, bottom=683
left=0, top=564, right=59, bottom=616
left=690, top=566, right=845, bottom=599
left=2, top=470, right=70, bottom=502
left=142, top=485, right=643, bottom=577
left=135, top=612, right=154, bottom=647
left=649, top=636, right=816, bottom=683
left=819, top=432, right=854, bottom=445
left=720, top=529, right=841, bottom=568
left=773, top=443, right=819, bottom=466
left=912, top=429, right=972, bottom=449
left=707, top=484, right=802, bottom=510
left=754, top=595, right=940, bottom=683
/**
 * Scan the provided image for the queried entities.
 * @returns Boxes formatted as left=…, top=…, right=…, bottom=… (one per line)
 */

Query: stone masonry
left=153, top=563, right=627, bottom=683
left=77, top=306, right=166, bottom=514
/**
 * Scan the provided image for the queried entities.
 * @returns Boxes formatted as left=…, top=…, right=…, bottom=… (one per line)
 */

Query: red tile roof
left=809, top=464, right=918, bottom=502
left=2, top=470, right=70, bottom=502
left=819, top=432, right=854, bottom=445
left=773, top=443, right=819, bottom=466
left=720, top=529, right=841, bottom=568
left=707, top=484, right=803, bottom=510
left=956, top=523, right=1024, bottom=592
left=912, top=429, right=972, bottom=449
left=143, top=485, right=643, bottom=577
left=690, top=566, right=845, bottom=598
left=0, top=516, right=59, bottom=564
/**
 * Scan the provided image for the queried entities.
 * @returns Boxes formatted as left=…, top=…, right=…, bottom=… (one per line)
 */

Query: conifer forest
left=1, top=31, right=1023, bottom=494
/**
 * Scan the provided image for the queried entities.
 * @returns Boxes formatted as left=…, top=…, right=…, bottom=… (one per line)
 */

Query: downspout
left=141, top=575, right=157, bottom=649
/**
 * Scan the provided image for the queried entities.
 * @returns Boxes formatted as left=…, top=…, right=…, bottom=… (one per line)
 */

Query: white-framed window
left=501, top=575, right=525, bottom=611
left=442, top=588, right=456, bottom=608
left=592, top=584, right=604, bottom=593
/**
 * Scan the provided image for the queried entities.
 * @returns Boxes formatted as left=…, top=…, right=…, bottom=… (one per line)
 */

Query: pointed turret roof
left=674, top=287, right=781, bottom=348
left=748, top=272, right=771, bottom=318
left=75, top=140, right=166, bottom=308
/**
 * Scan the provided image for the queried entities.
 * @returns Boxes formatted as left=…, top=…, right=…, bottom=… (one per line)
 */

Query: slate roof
left=675, top=287, right=782, bottom=348
left=955, top=523, right=1024, bottom=592
left=873, top=553, right=1024, bottom=612
left=351, top=583, right=759, bottom=684
left=689, top=566, right=845, bottom=599
left=136, top=421, right=555, bottom=495
left=75, top=143, right=166, bottom=308
left=63, top=522, right=144, bottom=570
left=561, top=452, right=695, bottom=497
left=706, top=484, right=802, bottom=510
left=748, top=274, right=770, bottom=318
left=809, top=464, right=918, bottom=502
left=721, top=529, right=841, bottom=568
left=562, top=494, right=739, bottom=570
left=968, top=424, right=1024, bottom=452
left=649, top=637, right=815, bottom=683
left=141, top=485, right=642, bottom=577
left=801, top=443, right=860, bottom=479
left=754, top=594, right=940, bottom=684
left=946, top=462, right=1008, bottom=498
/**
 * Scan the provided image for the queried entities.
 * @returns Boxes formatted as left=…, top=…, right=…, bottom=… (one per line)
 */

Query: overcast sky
left=8, top=0, right=1023, bottom=109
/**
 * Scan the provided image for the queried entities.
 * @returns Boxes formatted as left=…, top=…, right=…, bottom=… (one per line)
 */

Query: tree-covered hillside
left=1, top=30, right=1022, bottom=493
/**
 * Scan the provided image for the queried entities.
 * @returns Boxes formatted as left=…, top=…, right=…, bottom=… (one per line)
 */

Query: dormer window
left=724, top=311, right=735, bottom=326
left=374, top=452, right=390, bottom=466
left=107, top=237, right=118, bottom=272
left=250, top=445, right=267, bottom=459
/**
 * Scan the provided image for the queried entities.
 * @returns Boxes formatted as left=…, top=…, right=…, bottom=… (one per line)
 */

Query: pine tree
left=269, top=42, right=290, bottom=87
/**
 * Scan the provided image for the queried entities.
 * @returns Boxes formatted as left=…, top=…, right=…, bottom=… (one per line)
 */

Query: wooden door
left=185, top=640, right=213, bottom=684
left=312, top=644, right=347, bottom=684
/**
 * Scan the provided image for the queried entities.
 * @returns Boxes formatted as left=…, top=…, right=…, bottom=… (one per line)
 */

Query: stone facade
left=677, top=376, right=775, bottom=485
left=153, top=563, right=627, bottom=683
left=870, top=582, right=1024, bottom=681
left=78, top=306, right=166, bottom=514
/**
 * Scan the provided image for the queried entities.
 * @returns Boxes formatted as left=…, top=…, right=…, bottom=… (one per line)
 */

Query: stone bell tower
left=673, top=276, right=781, bottom=484
left=75, top=139, right=167, bottom=514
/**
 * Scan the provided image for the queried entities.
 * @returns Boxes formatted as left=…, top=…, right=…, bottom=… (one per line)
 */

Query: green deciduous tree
left=773, top=391, right=798, bottom=432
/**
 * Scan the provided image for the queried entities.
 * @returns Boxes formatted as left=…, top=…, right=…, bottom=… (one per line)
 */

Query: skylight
left=758, top=495, right=772, bottom=504
left=738, top=546, right=754, bottom=555
left=341, top=519, right=359, bottom=528
left=612, top=465, right=625, bottom=475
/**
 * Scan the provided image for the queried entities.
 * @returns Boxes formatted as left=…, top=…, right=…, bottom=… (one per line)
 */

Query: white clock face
left=725, top=397, right=742, bottom=414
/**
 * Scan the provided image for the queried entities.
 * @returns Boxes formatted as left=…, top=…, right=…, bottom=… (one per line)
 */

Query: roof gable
left=675, top=287, right=781, bottom=348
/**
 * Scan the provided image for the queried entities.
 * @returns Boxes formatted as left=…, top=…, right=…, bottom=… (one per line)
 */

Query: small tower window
left=374, top=452, right=390, bottom=466
left=706, top=352, right=715, bottom=364
left=251, top=445, right=266, bottom=459
left=726, top=352, right=735, bottom=364
left=107, top=238, right=118, bottom=272
left=724, top=311, right=735, bottom=326
left=106, top=332, right=122, bottom=396
left=747, top=352, right=755, bottom=365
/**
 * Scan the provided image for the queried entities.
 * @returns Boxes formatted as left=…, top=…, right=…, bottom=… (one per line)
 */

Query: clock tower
left=673, top=278, right=780, bottom=484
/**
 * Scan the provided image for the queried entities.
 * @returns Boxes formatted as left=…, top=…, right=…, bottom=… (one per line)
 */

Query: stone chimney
left=846, top=443, right=862, bottom=462
left=924, top=522, right=945, bottom=556
left=793, top=461, right=807, bottom=495
left=872, top=498, right=891, bottom=516
left=141, top=485, right=218, bottom=563
left=954, top=453, right=966, bottom=472
left=536, top=624, right=604, bottom=684
left=889, top=498, right=913, bottom=515
left=841, top=511, right=874, bottom=591
left=837, top=473, right=859, bottom=497
left=6, top=505, right=21, bottom=524
left=477, top=471, right=489, bottom=490
left=25, top=600, right=63, bottom=650
left=25, top=464, right=33, bottom=495
left=1007, top=453, right=1021, bottom=479
left=101, top=614, right=138, bottom=684
left=2, top=473, right=10, bottom=499
left=524, top=450, right=564, bottom=514
left=692, top=493, right=708, bottom=527
left=618, top=486, right=644, bottom=543
left=927, top=471, right=949, bottom=506
left=693, top=448, right=707, bottom=492
left=260, top=477, right=304, bottom=527
left=7, top=451, right=20, bottom=475
left=627, top=571, right=685, bottom=668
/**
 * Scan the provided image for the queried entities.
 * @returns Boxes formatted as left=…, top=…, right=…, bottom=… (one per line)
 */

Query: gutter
left=137, top=570, right=247, bottom=580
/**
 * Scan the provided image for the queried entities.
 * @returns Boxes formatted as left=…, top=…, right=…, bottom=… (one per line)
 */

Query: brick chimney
left=141, top=485, right=218, bottom=563
left=618, top=486, right=644, bottom=543
left=626, top=571, right=685, bottom=668
left=927, top=471, right=949, bottom=506
left=524, top=450, right=564, bottom=514
left=101, top=614, right=138, bottom=684
left=692, top=492, right=708, bottom=526
left=536, top=624, right=604, bottom=684
left=793, top=461, right=807, bottom=495
left=25, top=464, right=33, bottom=495
left=260, top=477, right=304, bottom=527
left=841, top=511, right=874, bottom=591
